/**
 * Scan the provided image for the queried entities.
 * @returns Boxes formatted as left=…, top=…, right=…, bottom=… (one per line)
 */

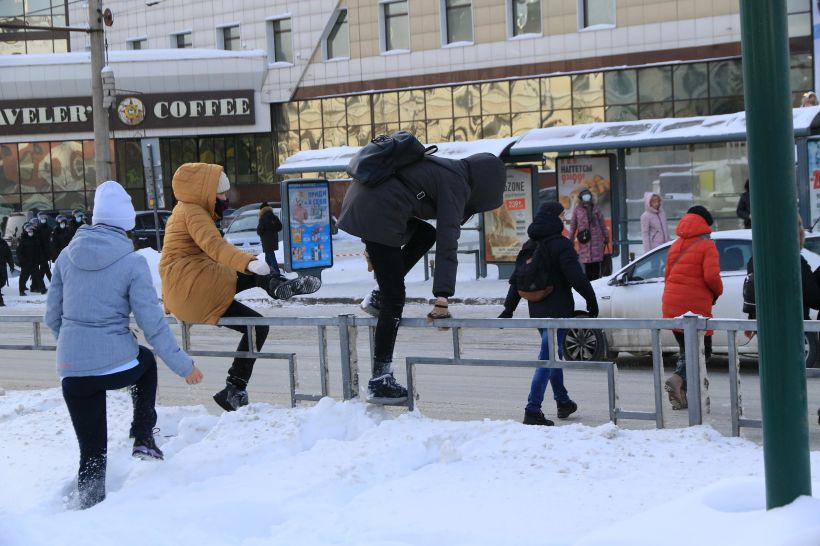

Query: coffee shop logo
left=117, top=97, right=146, bottom=126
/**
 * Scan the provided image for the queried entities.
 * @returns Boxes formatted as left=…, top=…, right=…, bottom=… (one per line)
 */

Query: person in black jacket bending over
left=339, top=152, right=506, bottom=403
left=499, top=202, right=599, bottom=426
left=257, top=203, right=284, bottom=277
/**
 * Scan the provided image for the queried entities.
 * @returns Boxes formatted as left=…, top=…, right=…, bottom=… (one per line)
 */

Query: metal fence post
left=683, top=314, right=703, bottom=425
left=338, top=314, right=359, bottom=400
left=318, top=325, right=329, bottom=397
left=651, top=328, right=665, bottom=429
left=727, top=329, right=741, bottom=437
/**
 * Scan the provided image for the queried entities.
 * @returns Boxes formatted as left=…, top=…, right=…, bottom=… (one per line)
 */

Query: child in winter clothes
left=499, top=202, right=599, bottom=426
left=661, top=205, right=723, bottom=410
left=568, top=189, right=609, bottom=280
left=640, top=192, right=670, bottom=253
left=45, top=181, right=203, bottom=510
left=159, top=163, right=320, bottom=412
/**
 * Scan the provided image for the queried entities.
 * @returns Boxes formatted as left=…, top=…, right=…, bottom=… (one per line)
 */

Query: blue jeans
left=264, top=251, right=281, bottom=276
left=526, top=328, right=570, bottom=412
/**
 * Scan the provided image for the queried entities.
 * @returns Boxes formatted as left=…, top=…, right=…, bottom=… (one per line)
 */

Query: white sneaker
left=360, top=289, right=381, bottom=317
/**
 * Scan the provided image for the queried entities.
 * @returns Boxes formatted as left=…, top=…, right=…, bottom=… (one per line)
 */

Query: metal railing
left=2, top=313, right=817, bottom=436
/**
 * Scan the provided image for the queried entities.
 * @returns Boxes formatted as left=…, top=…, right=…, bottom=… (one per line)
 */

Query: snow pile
left=0, top=389, right=818, bottom=546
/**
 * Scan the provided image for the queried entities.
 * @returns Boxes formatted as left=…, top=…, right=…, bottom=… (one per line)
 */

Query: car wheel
left=562, top=313, right=607, bottom=362
left=805, top=332, right=819, bottom=368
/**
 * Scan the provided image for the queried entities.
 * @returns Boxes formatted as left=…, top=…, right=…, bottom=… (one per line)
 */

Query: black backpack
left=514, top=237, right=558, bottom=302
left=347, top=131, right=438, bottom=187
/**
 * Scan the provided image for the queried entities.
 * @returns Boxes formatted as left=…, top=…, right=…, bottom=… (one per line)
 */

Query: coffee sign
left=0, top=90, right=256, bottom=136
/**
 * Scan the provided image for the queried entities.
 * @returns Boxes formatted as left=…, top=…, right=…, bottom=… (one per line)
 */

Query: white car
left=565, top=229, right=820, bottom=366
left=222, top=210, right=281, bottom=257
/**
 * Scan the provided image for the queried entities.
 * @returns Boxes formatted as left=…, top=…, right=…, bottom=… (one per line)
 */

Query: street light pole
left=89, top=0, right=113, bottom=184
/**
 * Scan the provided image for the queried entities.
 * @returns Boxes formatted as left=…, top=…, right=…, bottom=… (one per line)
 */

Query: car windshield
left=805, top=235, right=820, bottom=256
left=227, top=214, right=258, bottom=233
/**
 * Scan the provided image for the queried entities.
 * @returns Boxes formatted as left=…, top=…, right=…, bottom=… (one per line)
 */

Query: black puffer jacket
left=746, top=256, right=820, bottom=320
left=339, top=153, right=506, bottom=297
left=51, top=225, right=74, bottom=260
left=256, top=206, right=282, bottom=252
left=502, top=209, right=598, bottom=318
left=17, top=232, right=44, bottom=269
left=0, top=237, right=13, bottom=286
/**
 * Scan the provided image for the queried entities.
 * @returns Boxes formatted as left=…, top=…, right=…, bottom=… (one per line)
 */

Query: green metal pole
left=739, top=0, right=812, bottom=508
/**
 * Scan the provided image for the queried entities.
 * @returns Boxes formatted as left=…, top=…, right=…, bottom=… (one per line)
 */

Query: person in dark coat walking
left=736, top=179, right=751, bottom=229
left=256, top=203, right=283, bottom=277
left=18, top=222, right=45, bottom=296
left=498, top=202, right=599, bottom=426
left=33, top=214, right=53, bottom=289
left=50, top=214, right=74, bottom=260
left=339, top=152, right=506, bottom=403
left=70, top=209, right=85, bottom=236
left=0, top=236, right=14, bottom=306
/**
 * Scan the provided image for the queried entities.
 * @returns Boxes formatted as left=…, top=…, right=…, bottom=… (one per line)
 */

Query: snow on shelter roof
left=510, top=105, right=820, bottom=155
left=276, top=137, right=518, bottom=174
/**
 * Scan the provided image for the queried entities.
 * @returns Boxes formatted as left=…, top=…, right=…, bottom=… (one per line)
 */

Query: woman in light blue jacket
left=45, top=181, right=203, bottom=509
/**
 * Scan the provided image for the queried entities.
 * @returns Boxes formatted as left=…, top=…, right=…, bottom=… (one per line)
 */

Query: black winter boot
left=556, top=400, right=578, bottom=419
left=367, top=373, right=408, bottom=404
left=523, top=410, right=554, bottom=426
left=132, top=436, right=164, bottom=460
left=213, top=378, right=249, bottom=411
left=360, top=289, right=381, bottom=317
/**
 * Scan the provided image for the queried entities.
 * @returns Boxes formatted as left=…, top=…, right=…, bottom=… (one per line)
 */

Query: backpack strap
left=667, top=235, right=708, bottom=276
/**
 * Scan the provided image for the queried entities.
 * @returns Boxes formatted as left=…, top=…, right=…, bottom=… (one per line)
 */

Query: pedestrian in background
left=640, top=192, right=670, bottom=253
left=50, top=214, right=73, bottom=260
left=736, top=179, right=751, bottom=229
left=45, top=181, right=203, bottom=509
left=568, top=189, right=608, bottom=280
left=0, top=235, right=14, bottom=306
left=498, top=202, right=598, bottom=426
left=17, top=221, right=44, bottom=296
left=661, top=205, right=723, bottom=410
left=257, top=202, right=283, bottom=277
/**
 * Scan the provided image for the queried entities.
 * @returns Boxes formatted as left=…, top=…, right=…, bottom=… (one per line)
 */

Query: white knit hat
left=216, top=171, right=230, bottom=194
left=92, top=180, right=136, bottom=231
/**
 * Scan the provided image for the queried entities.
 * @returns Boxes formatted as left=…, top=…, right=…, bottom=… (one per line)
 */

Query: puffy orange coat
left=159, top=163, right=253, bottom=325
left=662, top=213, right=723, bottom=321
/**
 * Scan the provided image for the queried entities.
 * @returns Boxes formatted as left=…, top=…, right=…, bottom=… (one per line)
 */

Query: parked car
left=565, top=229, right=820, bottom=366
left=132, top=210, right=171, bottom=251
left=223, top=209, right=282, bottom=256
left=2, top=212, right=27, bottom=266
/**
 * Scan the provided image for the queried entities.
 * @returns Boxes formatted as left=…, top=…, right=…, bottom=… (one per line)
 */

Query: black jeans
left=365, top=219, right=436, bottom=374
left=61, top=346, right=158, bottom=509
left=672, top=331, right=712, bottom=379
left=19, top=264, right=42, bottom=294
left=584, top=262, right=601, bottom=281
left=222, top=273, right=271, bottom=386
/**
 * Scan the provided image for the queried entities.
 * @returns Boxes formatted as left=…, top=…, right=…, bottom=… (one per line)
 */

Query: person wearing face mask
left=70, top=209, right=85, bottom=236
left=568, top=189, right=609, bottom=280
left=17, top=221, right=45, bottom=296
left=51, top=214, right=74, bottom=260
left=640, top=192, right=670, bottom=253
left=160, top=163, right=321, bottom=412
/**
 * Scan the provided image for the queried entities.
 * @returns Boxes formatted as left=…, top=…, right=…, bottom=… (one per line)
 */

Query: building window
left=381, top=0, right=409, bottom=52
left=173, top=31, right=192, bottom=49
left=442, top=0, right=472, bottom=44
left=266, top=17, right=292, bottom=63
left=509, top=0, right=541, bottom=37
left=787, top=0, right=811, bottom=37
left=579, top=0, right=615, bottom=29
left=0, top=0, right=70, bottom=55
left=128, top=38, right=147, bottom=50
left=325, top=10, right=349, bottom=60
left=219, top=25, right=240, bottom=51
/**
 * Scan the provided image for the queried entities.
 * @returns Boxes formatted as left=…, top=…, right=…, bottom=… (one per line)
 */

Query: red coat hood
left=675, top=213, right=712, bottom=239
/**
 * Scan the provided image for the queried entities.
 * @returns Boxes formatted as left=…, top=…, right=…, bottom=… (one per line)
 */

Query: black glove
left=586, top=300, right=599, bottom=318
left=498, top=310, right=513, bottom=319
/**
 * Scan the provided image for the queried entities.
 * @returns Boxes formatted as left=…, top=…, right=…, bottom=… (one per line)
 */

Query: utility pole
left=89, top=0, right=113, bottom=184
left=739, top=0, right=812, bottom=508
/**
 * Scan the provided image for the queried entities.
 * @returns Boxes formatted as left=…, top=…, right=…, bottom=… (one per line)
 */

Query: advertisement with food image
left=484, top=166, right=536, bottom=262
left=556, top=155, right=614, bottom=254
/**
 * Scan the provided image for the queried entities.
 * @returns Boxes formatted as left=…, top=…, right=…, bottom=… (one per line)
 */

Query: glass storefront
left=0, top=0, right=70, bottom=55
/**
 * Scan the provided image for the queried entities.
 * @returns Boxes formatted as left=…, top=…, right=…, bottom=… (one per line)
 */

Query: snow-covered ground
left=1, top=232, right=819, bottom=544
left=0, top=389, right=818, bottom=546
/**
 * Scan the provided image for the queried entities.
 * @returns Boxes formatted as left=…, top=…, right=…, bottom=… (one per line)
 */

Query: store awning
left=276, top=137, right=518, bottom=174
left=509, top=105, right=820, bottom=155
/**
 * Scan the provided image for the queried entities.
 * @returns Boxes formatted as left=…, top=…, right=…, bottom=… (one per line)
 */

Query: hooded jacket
left=338, top=153, right=506, bottom=297
left=662, top=213, right=723, bottom=321
left=640, top=192, right=670, bottom=253
left=257, top=206, right=282, bottom=252
left=159, top=163, right=253, bottom=325
left=44, top=224, right=193, bottom=378
left=568, top=199, right=608, bottom=264
left=502, top=207, right=598, bottom=318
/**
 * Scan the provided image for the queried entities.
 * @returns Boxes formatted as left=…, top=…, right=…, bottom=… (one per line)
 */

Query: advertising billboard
left=282, top=179, right=333, bottom=271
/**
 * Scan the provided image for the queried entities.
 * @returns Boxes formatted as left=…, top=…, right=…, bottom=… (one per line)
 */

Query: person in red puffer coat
left=662, top=205, right=723, bottom=410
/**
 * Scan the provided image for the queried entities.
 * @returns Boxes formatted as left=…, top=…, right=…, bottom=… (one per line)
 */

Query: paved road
left=2, top=304, right=819, bottom=449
